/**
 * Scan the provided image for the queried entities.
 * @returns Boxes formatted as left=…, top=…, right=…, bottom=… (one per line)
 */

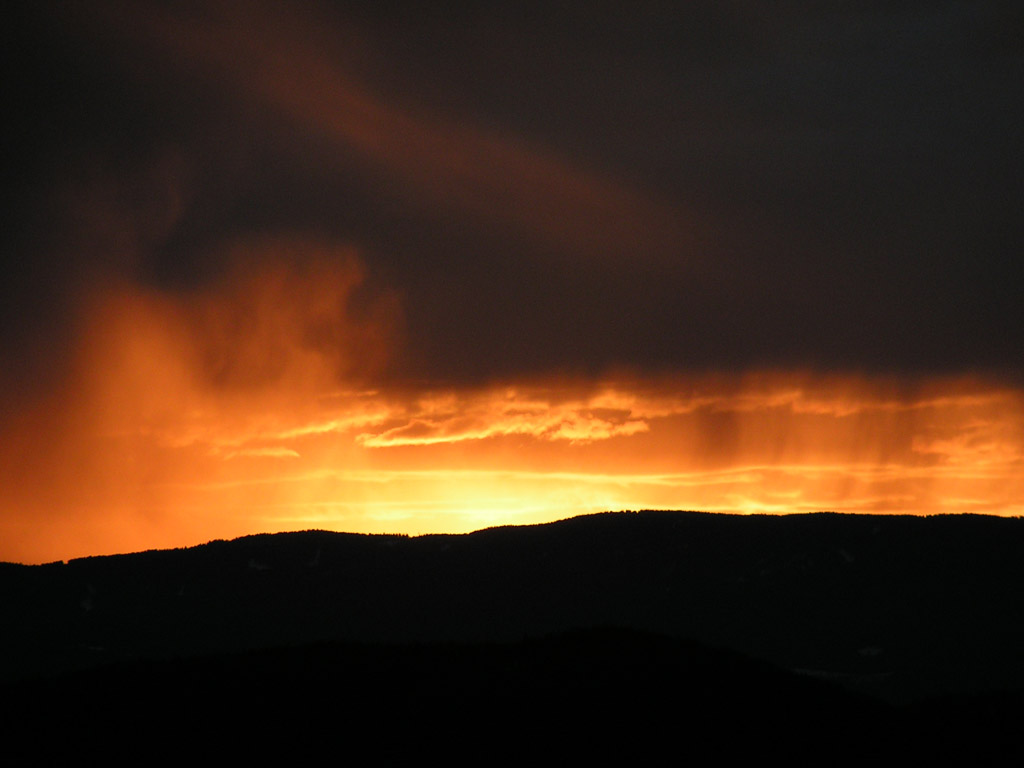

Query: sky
left=3, top=1, right=1023, bottom=562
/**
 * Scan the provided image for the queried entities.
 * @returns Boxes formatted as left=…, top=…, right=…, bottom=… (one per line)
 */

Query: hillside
left=4, top=510, right=1024, bottom=704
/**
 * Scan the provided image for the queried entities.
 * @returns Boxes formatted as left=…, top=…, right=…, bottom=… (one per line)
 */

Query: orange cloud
left=4, top=357, right=1024, bottom=562
left=0, top=238, right=401, bottom=562
left=357, top=387, right=650, bottom=447
left=7, top=3, right=1023, bottom=567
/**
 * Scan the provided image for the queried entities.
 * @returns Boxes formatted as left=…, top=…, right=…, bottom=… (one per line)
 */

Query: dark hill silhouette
left=4, top=510, right=1024, bottom=763
left=4, top=627, right=901, bottom=765
left=5, top=626, right=1023, bottom=765
left=4, top=511, right=1024, bottom=704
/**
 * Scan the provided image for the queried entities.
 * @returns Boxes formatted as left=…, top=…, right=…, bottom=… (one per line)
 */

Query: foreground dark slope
left=6, top=628, right=908, bottom=765
left=4, top=511, right=1024, bottom=703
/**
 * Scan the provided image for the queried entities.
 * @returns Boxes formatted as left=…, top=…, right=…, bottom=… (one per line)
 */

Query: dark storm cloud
left=3, top=0, right=1023, bottom=401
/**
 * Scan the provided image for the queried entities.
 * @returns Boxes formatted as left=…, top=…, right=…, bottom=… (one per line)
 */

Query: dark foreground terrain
left=8, top=626, right=1022, bottom=765
left=3, top=511, right=1024, bottom=763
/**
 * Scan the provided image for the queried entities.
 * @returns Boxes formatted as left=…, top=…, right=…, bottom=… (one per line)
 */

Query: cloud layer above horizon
left=3, top=1, right=1023, bottom=561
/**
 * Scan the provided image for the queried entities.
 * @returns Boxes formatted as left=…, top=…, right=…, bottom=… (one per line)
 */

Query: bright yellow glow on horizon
left=1, top=260, right=1023, bottom=564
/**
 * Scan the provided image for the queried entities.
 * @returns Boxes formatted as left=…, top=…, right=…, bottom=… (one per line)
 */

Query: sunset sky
left=3, top=1, right=1023, bottom=563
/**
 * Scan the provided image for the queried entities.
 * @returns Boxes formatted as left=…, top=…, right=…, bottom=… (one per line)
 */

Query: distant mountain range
left=3, top=511, right=1023, bottom=763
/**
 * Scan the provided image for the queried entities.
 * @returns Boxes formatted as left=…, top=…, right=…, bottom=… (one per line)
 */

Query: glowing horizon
left=2, top=266, right=1023, bottom=564
left=5, top=3, right=1023, bottom=565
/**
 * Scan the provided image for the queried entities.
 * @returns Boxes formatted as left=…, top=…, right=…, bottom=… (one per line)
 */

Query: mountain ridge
left=4, top=510, right=1024, bottom=705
